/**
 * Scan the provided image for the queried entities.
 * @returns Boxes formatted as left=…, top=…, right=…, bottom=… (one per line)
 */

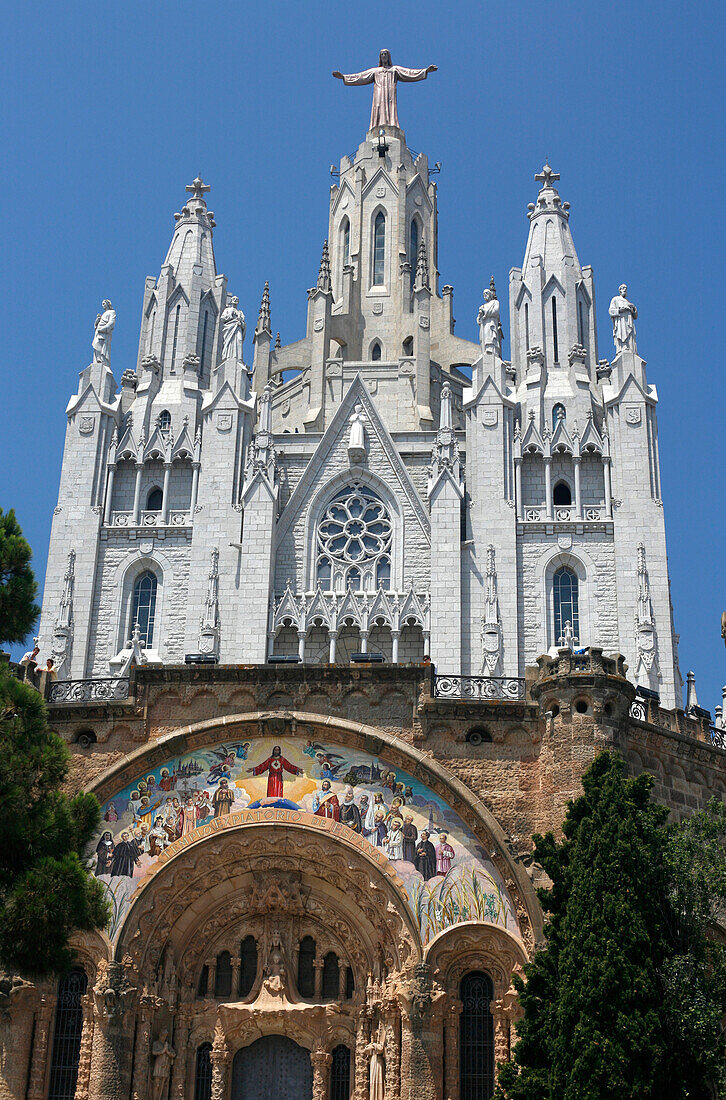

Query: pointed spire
left=275, top=332, right=281, bottom=350
left=489, top=275, right=498, bottom=300
left=413, top=236, right=430, bottom=293
left=256, top=281, right=271, bottom=337
left=686, top=670, right=699, bottom=711
left=317, top=240, right=331, bottom=293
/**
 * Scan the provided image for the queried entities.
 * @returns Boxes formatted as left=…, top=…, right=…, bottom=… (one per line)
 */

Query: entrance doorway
left=231, top=1036, right=313, bottom=1100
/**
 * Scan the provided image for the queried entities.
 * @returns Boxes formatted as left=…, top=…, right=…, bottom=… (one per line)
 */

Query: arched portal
left=232, top=1036, right=312, bottom=1100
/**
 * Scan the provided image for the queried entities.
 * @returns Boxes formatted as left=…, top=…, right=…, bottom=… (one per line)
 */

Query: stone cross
left=186, top=177, right=210, bottom=201
left=534, top=163, right=560, bottom=188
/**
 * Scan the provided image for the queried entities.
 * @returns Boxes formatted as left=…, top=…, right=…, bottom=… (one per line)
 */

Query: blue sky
left=2, top=0, right=724, bottom=709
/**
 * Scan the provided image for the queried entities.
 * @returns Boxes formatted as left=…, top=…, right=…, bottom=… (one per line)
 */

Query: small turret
left=253, top=282, right=273, bottom=394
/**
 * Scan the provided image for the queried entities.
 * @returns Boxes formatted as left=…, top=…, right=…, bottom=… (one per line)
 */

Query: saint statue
left=151, top=1029, right=175, bottom=1100
left=477, top=287, right=503, bottom=357
left=333, top=50, right=437, bottom=131
left=221, top=295, right=246, bottom=362
left=608, top=284, right=638, bottom=354
left=363, top=1025, right=386, bottom=1100
left=92, top=300, right=116, bottom=366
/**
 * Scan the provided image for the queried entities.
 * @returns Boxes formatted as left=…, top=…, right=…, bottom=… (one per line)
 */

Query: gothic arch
left=88, top=710, right=541, bottom=947
left=536, top=546, right=597, bottom=653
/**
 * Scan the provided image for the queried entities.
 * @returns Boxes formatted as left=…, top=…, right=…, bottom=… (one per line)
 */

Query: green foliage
left=0, top=664, right=110, bottom=975
left=496, top=751, right=726, bottom=1100
left=0, top=508, right=40, bottom=645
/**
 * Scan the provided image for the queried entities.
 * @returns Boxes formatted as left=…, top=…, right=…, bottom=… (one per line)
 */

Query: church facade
left=4, top=56, right=725, bottom=1100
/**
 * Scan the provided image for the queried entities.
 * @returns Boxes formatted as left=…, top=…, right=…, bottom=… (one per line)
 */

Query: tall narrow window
left=298, top=936, right=316, bottom=999
left=345, top=966, right=355, bottom=1000
left=239, top=935, right=258, bottom=998
left=553, top=566, right=579, bottom=643
left=171, top=304, right=181, bottom=371
left=148, top=310, right=156, bottom=353
left=341, top=218, right=350, bottom=267
left=330, top=1045, right=351, bottom=1100
left=47, top=968, right=88, bottom=1100
left=373, top=211, right=386, bottom=286
left=316, top=557, right=332, bottom=590
left=197, top=964, right=209, bottom=998
left=552, top=403, right=566, bottom=431
left=322, top=952, right=339, bottom=1000
left=146, top=487, right=163, bottom=512
left=158, top=409, right=171, bottom=433
left=553, top=481, right=572, bottom=506
left=347, top=567, right=361, bottom=590
left=194, top=1043, right=213, bottom=1100
left=524, top=302, right=530, bottom=349
left=214, top=951, right=232, bottom=998
left=551, top=296, right=559, bottom=363
left=200, top=309, right=209, bottom=371
left=376, top=557, right=391, bottom=590
left=403, top=335, right=413, bottom=356
left=578, top=300, right=585, bottom=345
left=459, top=971, right=495, bottom=1100
left=371, top=341, right=382, bottom=361
left=132, top=571, right=158, bottom=647
left=409, top=218, right=419, bottom=291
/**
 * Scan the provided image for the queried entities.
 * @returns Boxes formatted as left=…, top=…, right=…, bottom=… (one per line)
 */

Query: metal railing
left=433, top=674, right=526, bottom=701
left=708, top=724, right=726, bottom=750
left=47, top=678, right=130, bottom=704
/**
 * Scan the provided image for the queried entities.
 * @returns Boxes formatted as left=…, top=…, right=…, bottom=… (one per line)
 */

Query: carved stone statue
left=221, top=296, right=246, bottom=362
left=477, top=288, right=502, bottom=357
left=608, top=284, right=637, bottom=354
left=363, top=1025, right=385, bottom=1100
left=151, top=1028, right=175, bottom=1100
left=92, top=300, right=116, bottom=365
left=348, top=405, right=366, bottom=463
left=333, top=50, right=437, bottom=130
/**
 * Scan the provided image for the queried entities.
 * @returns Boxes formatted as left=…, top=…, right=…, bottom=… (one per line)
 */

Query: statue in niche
left=151, top=1028, right=175, bottom=1100
left=221, top=295, right=246, bottom=362
left=92, top=300, right=116, bottom=365
left=364, top=1024, right=386, bottom=1100
left=477, top=286, right=502, bottom=357
left=333, top=50, right=437, bottom=131
left=608, top=284, right=638, bottom=353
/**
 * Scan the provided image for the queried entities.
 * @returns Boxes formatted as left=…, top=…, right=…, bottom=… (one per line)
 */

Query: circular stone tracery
left=316, top=485, right=392, bottom=590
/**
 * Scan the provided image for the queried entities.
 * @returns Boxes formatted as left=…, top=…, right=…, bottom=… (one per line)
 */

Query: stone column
left=310, top=1049, right=332, bottom=1100
left=190, top=461, right=201, bottom=516
left=514, top=458, right=523, bottom=520
left=75, top=993, right=96, bottom=1100
left=209, top=1022, right=229, bottom=1100
left=87, top=964, right=136, bottom=1100
left=603, top=455, right=612, bottom=517
left=353, top=1015, right=369, bottom=1100
left=490, top=999, right=510, bottom=1074
left=161, top=462, right=172, bottom=524
left=391, top=630, right=400, bottom=664
left=573, top=456, right=582, bottom=519
left=544, top=456, right=553, bottom=519
left=443, top=1000, right=462, bottom=1100
left=360, top=630, right=369, bottom=655
left=132, top=463, right=143, bottom=525
left=26, top=990, right=55, bottom=1100
left=104, top=464, right=116, bottom=525
left=0, top=987, right=36, bottom=1100
left=328, top=630, right=338, bottom=664
left=130, top=1006, right=153, bottom=1100
left=297, top=630, right=307, bottom=662
left=383, top=1009, right=401, bottom=1100
left=338, top=961, right=348, bottom=1003
left=313, top=959, right=324, bottom=1002
left=170, top=1005, right=192, bottom=1100
left=230, top=958, right=241, bottom=998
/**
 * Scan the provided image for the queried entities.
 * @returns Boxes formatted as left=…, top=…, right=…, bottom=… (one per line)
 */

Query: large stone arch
left=115, top=810, right=421, bottom=990
left=88, top=710, right=542, bottom=949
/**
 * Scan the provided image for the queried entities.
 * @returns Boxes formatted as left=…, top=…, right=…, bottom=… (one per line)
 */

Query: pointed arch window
left=371, top=341, right=382, bottom=361
left=459, top=971, right=495, bottom=1100
left=346, top=567, right=361, bottom=591
left=239, top=935, right=258, bottom=998
left=552, top=403, right=566, bottom=431
left=551, top=296, right=559, bottom=363
left=194, top=1043, right=213, bottom=1100
left=214, top=951, right=232, bottom=998
left=524, top=302, right=530, bottom=349
left=376, top=557, right=391, bottom=590
left=322, top=952, right=340, bottom=1000
left=403, top=335, right=414, bottom=357
left=131, top=571, right=158, bottom=647
left=373, top=211, right=386, bottom=286
left=147, top=487, right=163, bottom=512
left=158, top=409, right=171, bottom=433
left=171, top=304, right=181, bottom=371
left=409, top=218, right=419, bottom=291
left=341, top=217, right=350, bottom=267
left=578, top=299, right=587, bottom=346
left=553, top=566, right=579, bottom=644
left=316, top=557, right=332, bottom=590
left=199, top=308, right=210, bottom=372
left=47, top=968, right=88, bottom=1100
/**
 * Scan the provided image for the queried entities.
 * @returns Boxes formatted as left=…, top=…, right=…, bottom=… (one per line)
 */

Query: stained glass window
left=459, top=971, right=494, bottom=1100
left=553, top=566, right=579, bottom=643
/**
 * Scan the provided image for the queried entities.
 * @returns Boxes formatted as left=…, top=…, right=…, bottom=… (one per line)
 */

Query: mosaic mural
left=92, top=738, right=518, bottom=944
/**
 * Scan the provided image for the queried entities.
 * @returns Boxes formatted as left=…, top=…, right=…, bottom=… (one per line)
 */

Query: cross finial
left=534, top=163, right=560, bottom=189
left=186, top=176, right=211, bottom=201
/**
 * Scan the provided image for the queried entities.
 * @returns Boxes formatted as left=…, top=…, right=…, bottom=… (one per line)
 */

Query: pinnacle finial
left=489, top=275, right=497, bottom=300
left=275, top=331, right=281, bottom=350
left=186, top=176, right=211, bottom=201
left=317, top=239, right=331, bottom=292
left=256, top=281, right=271, bottom=335
left=534, top=163, right=560, bottom=189
left=413, top=236, right=430, bottom=292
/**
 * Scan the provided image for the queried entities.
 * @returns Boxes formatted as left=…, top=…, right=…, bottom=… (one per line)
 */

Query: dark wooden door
left=231, top=1036, right=312, bottom=1100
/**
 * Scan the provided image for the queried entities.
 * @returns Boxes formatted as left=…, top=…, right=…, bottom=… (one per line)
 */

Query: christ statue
left=333, top=50, right=437, bottom=131
left=248, top=745, right=302, bottom=798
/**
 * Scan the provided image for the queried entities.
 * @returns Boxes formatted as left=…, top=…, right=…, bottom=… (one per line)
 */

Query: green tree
left=497, top=751, right=690, bottom=1100
left=0, top=514, right=109, bottom=976
left=0, top=508, right=40, bottom=645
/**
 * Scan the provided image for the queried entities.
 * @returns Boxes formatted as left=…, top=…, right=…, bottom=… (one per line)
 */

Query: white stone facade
left=37, top=129, right=683, bottom=707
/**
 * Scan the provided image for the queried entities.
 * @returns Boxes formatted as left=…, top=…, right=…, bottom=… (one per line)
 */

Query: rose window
left=316, top=486, right=392, bottom=591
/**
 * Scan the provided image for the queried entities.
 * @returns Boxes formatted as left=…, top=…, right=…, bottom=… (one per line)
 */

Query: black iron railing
left=433, top=674, right=525, bottom=701
left=708, top=724, right=726, bottom=750
left=47, top=678, right=130, bottom=704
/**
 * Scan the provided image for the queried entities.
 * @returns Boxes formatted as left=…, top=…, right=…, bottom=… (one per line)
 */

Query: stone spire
left=165, top=176, right=217, bottom=278
left=256, top=282, right=272, bottom=337
left=317, top=240, right=332, bottom=293
left=413, top=236, right=430, bottom=293
left=523, top=163, right=580, bottom=276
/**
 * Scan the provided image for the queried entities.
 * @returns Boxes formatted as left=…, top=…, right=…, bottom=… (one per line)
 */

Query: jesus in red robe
left=248, top=745, right=302, bottom=798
